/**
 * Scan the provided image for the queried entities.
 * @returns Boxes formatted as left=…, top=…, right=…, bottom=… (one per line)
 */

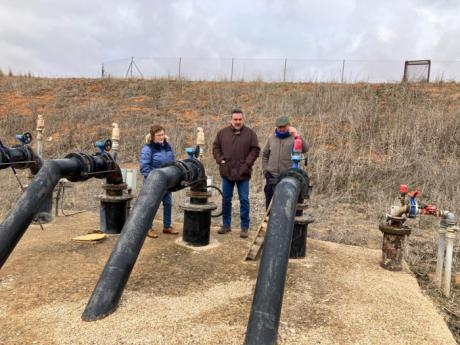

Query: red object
left=400, top=184, right=408, bottom=193
left=421, top=204, right=438, bottom=216
left=293, top=135, right=302, bottom=153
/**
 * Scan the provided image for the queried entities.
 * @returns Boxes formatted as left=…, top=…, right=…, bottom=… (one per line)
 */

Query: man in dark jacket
left=262, top=116, right=308, bottom=209
left=212, top=109, right=260, bottom=238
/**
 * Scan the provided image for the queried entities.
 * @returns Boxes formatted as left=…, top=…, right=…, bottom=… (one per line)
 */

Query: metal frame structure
left=402, top=60, right=431, bottom=83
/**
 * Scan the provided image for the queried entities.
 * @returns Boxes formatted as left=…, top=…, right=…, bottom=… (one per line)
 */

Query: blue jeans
left=222, top=177, right=250, bottom=229
left=144, top=176, right=172, bottom=228
left=162, top=192, right=172, bottom=228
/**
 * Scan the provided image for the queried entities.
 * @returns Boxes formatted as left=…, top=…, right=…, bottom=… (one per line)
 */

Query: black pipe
left=182, top=179, right=215, bottom=246
left=0, top=143, right=50, bottom=223
left=0, top=144, right=42, bottom=174
left=290, top=205, right=307, bottom=259
left=244, top=176, right=301, bottom=345
left=290, top=223, right=308, bottom=258
left=82, top=159, right=204, bottom=321
left=183, top=209, right=212, bottom=245
left=0, top=153, right=122, bottom=269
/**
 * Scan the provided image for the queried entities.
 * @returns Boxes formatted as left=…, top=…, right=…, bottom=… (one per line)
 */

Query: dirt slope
left=0, top=212, right=455, bottom=345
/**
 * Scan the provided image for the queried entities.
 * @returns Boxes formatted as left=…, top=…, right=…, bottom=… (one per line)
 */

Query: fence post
left=427, top=60, right=431, bottom=83
left=178, top=57, right=182, bottom=79
left=132, top=58, right=144, bottom=78
left=125, top=57, right=134, bottom=78
left=130, top=57, right=134, bottom=78
left=101, top=63, right=105, bottom=78
left=283, top=58, right=287, bottom=82
left=230, top=58, right=234, bottom=81
left=341, top=59, right=346, bottom=83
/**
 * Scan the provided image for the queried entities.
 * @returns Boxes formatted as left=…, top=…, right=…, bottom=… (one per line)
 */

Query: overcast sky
left=1, top=0, right=459, bottom=77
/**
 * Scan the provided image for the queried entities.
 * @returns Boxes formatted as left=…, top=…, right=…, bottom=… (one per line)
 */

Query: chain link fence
left=101, top=57, right=460, bottom=83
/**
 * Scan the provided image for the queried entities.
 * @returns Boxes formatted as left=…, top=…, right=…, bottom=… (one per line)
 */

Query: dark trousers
left=264, top=172, right=278, bottom=209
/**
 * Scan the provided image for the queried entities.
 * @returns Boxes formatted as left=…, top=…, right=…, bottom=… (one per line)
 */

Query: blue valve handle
left=15, top=132, right=32, bottom=145
left=185, top=147, right=196, bottom=160
left=95, top=141, right=106, bottom=153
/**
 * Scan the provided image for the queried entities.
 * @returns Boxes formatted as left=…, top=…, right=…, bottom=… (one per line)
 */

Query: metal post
left=402, top=61, right=408, bottom=83
left=427, top=60, right=431, bottom=83
left=132, top=59, right=144, bottom=78
left=178, top=57, right=182, bottom=79
left=283, top=58, right=287, bottom=82
left=443, top=226, right=458, bottom=297
left=125, top=58, right=133, bottom=78
left=111, top=123, right=120, bottom=162
left=36, top=115, right=44, bottom=158
left=101, top=63, right=105, bottom=78
left=435, top=225, right=447, bottom=288
left=130, top=57, right=133, bottom=78
left=341, top=59, right=346, bottom=83
left=230, top=58, right=234, bottom=81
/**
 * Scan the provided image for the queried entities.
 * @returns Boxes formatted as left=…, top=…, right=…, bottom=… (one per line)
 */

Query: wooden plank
left=244, top=200, right=272, bottom=261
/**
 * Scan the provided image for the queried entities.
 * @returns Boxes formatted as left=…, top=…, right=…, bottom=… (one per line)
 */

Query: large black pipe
left=82, top=159, right=204, bottom=321
left=244, top=176, right=301, bottom=345
left=0, top=143, right=51, bottom=223
left=0, top=144, right=42, bottom=174
left=0, top=153, right=122, bottom=269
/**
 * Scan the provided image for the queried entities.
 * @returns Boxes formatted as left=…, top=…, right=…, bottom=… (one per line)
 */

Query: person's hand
left=288, top=126, right=297, bottom=135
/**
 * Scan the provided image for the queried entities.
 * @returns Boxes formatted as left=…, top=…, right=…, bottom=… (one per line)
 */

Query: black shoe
left=240, top=228, right=249, bottom=238
left=218, top=225, right=231, bottom=234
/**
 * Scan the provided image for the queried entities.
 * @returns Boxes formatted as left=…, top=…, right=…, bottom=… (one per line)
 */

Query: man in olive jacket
left=262, top=116, right=308, bottom=209
left=212, top=109, right=260, bottom=238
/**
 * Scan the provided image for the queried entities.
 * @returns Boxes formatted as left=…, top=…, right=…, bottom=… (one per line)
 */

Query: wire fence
left=101, top=57, right=460, bottom=83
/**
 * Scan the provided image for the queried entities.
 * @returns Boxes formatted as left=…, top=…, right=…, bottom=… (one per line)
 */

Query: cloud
left=0, top=0, right=459, bottom=78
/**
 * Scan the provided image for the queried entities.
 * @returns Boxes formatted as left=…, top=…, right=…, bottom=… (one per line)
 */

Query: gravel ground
left=0, top=212, right=456, bottom=345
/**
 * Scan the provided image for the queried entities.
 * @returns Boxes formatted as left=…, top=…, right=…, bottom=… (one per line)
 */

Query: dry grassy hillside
left=1, top=77, right=460, bottom=206
left=0, top=77, right=459, bottom=338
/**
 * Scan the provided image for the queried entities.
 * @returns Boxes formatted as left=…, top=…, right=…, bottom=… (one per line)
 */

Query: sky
left=1, top=0, right=460, bottom=79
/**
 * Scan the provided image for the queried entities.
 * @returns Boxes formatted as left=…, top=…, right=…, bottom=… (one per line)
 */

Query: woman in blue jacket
left=140, top=125, right=178, bottom=238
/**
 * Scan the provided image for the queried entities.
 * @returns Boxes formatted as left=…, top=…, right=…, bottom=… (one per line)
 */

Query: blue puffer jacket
left=139, top=141, right=175, bottom=178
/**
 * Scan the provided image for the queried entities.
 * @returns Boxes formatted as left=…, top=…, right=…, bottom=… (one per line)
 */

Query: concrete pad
left=0, top=212, right=455, bottom=345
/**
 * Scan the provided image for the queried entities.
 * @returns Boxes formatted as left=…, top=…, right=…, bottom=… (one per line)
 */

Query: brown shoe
left=147, top=228, right=159, bottom=238
left=218, top=225, right=231, bottom=234
left=240, top=228, right=249, bottom=239
left=163, top=226, right=179, bottom=235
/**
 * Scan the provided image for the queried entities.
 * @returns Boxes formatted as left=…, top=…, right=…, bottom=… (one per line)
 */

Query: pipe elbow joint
left=279, top=168, right=311, bottom=199
left=161, top=158, right=206, bottom=192
left=1, top=145, right=41, bottom=174
left=28, top=148, right=43, bottom=175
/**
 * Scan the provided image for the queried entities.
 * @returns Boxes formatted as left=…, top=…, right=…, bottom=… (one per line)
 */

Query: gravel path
left=0, top=212, right=455, bottom=344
